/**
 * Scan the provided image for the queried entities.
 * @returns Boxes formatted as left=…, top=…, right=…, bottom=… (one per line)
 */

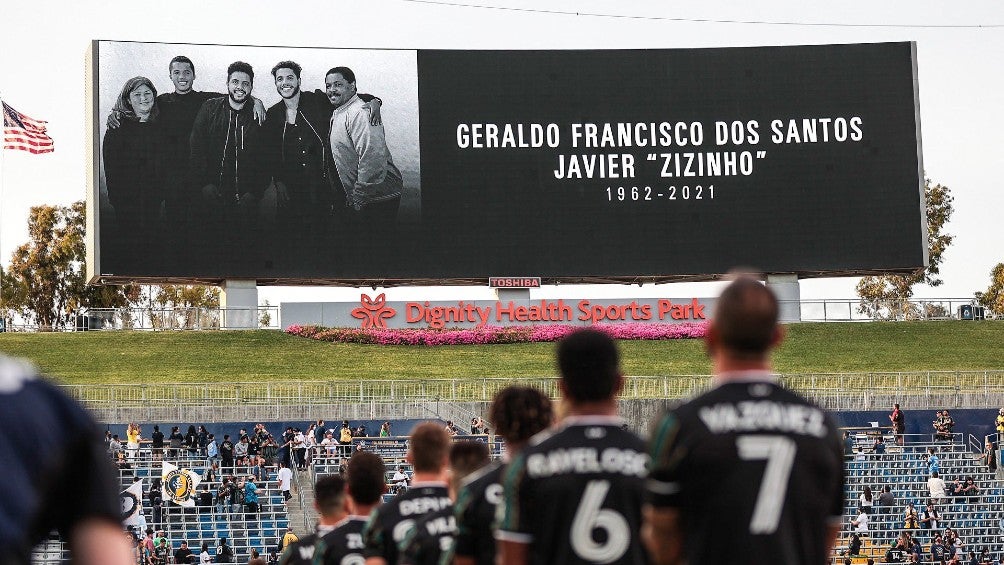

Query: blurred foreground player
left=280, top=451, right=387, bottom=564
left=497, top=329, right=649, bottom=565
left=452, top=386, right=553, bottom=565
left=399, top=441, right=490, bottom=565
left=363, top=422, right=452, bottom=565
left=643, top=276, right=845, bottom=565
left=0, top=355, right=133, bottom=565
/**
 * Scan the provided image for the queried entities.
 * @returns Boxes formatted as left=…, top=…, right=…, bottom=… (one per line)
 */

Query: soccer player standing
left=643, top=276, right=845, bottom=565
left=497, top=329, right=649, bottom=565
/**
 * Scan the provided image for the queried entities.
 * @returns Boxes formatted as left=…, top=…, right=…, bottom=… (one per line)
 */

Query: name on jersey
left=425, top=515, right=457, bottom=536
left=526, top=447, right=648, bottom=478
left=400, top=496, right=452, bottom=516
left=698, top=400, right=827, bottom=437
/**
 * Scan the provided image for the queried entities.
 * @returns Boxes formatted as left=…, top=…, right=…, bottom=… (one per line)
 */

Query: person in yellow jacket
left=996, top=408, right=1004, bottom=435
left=280, top=527, right=299, bottom=551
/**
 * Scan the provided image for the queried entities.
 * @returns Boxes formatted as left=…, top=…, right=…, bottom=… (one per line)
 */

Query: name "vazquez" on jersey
left=526, top=448, right=648, bottom=478
left=699, top=401, right=827, bottom=437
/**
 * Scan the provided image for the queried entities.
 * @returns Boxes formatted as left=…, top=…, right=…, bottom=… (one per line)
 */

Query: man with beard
left=190, top=61, right=269, bottom=267
left=262, top=61, right=381, bottom=267
left=107, top=56, right=265, bottom=260
left=326, top=67, right=404, bottom=234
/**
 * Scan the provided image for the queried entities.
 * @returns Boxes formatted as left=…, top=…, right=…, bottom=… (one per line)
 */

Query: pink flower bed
left=285, top=323, right=707, bottom=346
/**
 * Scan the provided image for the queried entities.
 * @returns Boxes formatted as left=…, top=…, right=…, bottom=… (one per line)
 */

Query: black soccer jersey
left=278, top=532, right=321, bottom=565
left=647, top=376, right=845, bottom=565
left=399, top=506, right=457, bottom=565
left=362, top=483, right=451, bottom=564
left=498, top=416, right=649, bottom=565
left=453, top=462, right=504, bottom=565
left=318, top=517, right=367, bottom=565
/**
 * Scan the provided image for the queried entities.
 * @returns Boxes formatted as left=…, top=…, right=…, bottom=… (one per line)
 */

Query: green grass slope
left=0, top=321, right=1001, bottom=385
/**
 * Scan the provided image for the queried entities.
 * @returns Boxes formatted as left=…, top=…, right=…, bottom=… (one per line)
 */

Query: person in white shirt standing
left=928, top=471, right=947, bottom=503
left=277, top=461, right=294, bottom=503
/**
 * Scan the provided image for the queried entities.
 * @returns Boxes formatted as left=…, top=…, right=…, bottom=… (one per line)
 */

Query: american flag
left=3, top=100, right=54, bottom=154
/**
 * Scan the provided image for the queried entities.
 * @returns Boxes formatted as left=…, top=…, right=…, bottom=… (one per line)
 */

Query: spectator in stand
left=321, top=431, right=338, bottom=460
left=185, top=425, right=198, bottom=456
left=961, top=476, right=980, bottom=498
left=262, top=434, right=279, bottom=466
left=199, top=541, right=212, bottom=563
left=216, top=537, right=235, bottom=563
left=983, top=440, right=999, bottom=477
left=873, top=436, right=887, bottom=455
left=921, top=502, right=943, bottom=530
left=904, top=502, right=919, bottom=529
left=886, top=535, right=909, bottom=563
left=935, top=410, right=955, bottom=442
left=931, top=534, right=948, bottom=564
left=860, top=486, right=874, bottom=513
left=978, top=547, right=992, bottom=565
left=850, top=506, right=869, bottom=533
left=339, top=421, right=353, bottom=443
left=216, top=477, right=232, bottom=514
left=353, top=424, right=367, bottom=438
left=150, top=425, right=165, bottom=462
left=126, top=423, right=142, bottom=463
left=174, top=540, right=194, bottom=564
left=949, top=478, right=965, bottom=498
left=314, top=419, right=326, bottom=444
left=277, top=460, right=294, bottom=502
left=293, top=427, right=307, bottom=470
left=230, top=476, right=245, bottom=513
left=929, top=471, right=948, bottom=503
left=878, top=485, right=895, bottom=509
left=444, top=420, right=460, bottom=436
left=197, top=485, right=214, bottom=508
left=391, top=465, right=409, bottom=491
left=847, top=533, right=862, bottom=556
left=244, top=475, right=259, bottom=514
left=996, top=409, right=1004, bottom=437
left=250, top=457, right=266, bottom=483
left=249, top=549, right=266, bottom=565
left=844, top=431, right=855, bottom=456
left=248, top=432, right=262, bottom=463
left=380, top=421, right=392, bottom=437
left=148, top=479, right=164, bottom=526
left=928, top=447, right=941, bottom=475
left=109, top=434, right=125, bottom=464
left=169, top=426, right=184, bottom=458
left=220, top=434, right=235, bottom=471
left=234, top=435, right=250, bottom=466
left=206, top=434, right=219, bottom=467
left=197, top=425, right=209, bottom=453
left=890, top=403, right=906, bottom=446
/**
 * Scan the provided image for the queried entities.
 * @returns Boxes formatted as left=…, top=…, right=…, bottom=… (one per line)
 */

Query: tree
left=148, top=284, right=221, bottom=329
left=856, top=178, right=954, bottom=320
left=4, top=201, right=137, bottom=330
left=975, top=263, right=1004, bottom=316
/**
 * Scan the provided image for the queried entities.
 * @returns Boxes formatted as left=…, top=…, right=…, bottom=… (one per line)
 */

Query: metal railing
left=59, top=370, right=1004, bottom=410
left=794, top=297, right=994, bottom=322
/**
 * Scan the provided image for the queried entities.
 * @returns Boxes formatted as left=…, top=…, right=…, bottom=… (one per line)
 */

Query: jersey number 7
left=736, top=435, right=797, bottom=535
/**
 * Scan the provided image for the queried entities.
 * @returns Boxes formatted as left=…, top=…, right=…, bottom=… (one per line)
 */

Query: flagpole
left=0, top=89, right=6, bottom=320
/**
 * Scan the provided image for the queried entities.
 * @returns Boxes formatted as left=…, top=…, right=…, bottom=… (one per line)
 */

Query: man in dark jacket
left=190, top=60, right=269, bottom=266
left=261, top=60, right=381, bottom=267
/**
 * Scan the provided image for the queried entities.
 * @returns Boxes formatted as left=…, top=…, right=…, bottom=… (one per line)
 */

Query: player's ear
left=770, top=325, right=785, bottom=349
left=704, top=322, right=719, bottom=358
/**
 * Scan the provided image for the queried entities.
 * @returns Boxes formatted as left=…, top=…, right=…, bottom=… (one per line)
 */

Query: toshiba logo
left=489, top=277, right=541, bottom=288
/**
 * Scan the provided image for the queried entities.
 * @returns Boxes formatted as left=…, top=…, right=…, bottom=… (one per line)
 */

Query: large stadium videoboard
left=86, top=40, right=925, bottom=285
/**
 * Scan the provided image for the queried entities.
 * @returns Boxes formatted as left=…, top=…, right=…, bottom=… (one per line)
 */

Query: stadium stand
left=836, top=431, right=1003, bottom=564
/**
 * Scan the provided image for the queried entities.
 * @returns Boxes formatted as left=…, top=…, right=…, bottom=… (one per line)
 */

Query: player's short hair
left=271, top=60, right=301, bottom=79
left=325, top=66, right=356, bottom=84
left=557, top=329, right=621, bottom=402
left=449, top=441, right=490, bottom=490
left=227, top=61, right=254, bottom=82
left=489, top=386, right=553, bottom=444
left=409, top=422, right=451, bottom=473
left=346, top=451, right=385, bottom=505
left=713, top=275, right=779, bottom=358
left=314, top=475, right=347, bottom=516
left=169, top=56, right=195, bottom=74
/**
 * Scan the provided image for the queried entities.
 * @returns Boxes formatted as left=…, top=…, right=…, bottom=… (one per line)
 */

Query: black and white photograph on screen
left=94, top=41, right=420, bottom=279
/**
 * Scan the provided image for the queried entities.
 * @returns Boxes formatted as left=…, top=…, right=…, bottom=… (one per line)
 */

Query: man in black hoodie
left=190, top=61, right=270, bottom=266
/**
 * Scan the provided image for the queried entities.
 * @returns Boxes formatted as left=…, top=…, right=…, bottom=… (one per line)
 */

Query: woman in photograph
left=102, top=76, right=166, bottom=261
